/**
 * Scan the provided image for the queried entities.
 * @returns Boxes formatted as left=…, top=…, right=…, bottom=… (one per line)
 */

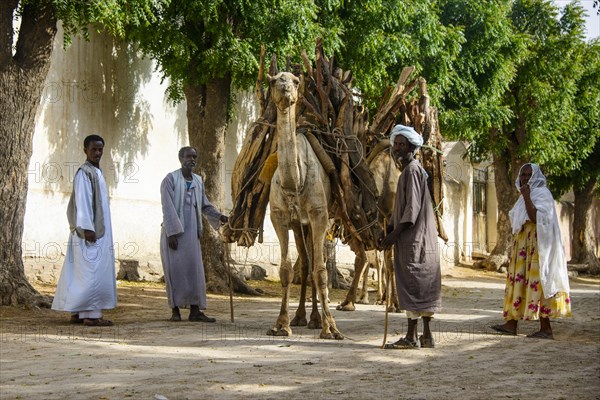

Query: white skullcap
left=389, top=124, right=423, bottom=149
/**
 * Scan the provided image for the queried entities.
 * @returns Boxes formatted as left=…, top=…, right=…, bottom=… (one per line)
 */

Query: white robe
left=52, top=168, right=117, bottom=312
left=508, top=163, right=570, bottom=299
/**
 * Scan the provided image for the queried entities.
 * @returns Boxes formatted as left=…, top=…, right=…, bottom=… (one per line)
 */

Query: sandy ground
left=1, top=266, right=599, bottom=400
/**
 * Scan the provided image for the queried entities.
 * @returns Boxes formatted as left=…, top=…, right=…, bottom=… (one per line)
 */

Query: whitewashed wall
left=23, top=27, right=186, bottom=279
left=440, top=141, right=469, bottom=267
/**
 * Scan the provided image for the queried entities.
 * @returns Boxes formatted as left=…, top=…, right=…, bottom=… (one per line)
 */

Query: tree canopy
left=314, top=0, right=464, bottom=111
left=126, top=0, right=599, bottom=170
left=127, top=0, right=322, bottom=103
left=550, top=38, right=600, bottom=196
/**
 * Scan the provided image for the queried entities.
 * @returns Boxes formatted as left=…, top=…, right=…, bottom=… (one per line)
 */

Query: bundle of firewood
left=362, top=66, right=448, bottom=241
left=224, top=39, right=447, bottom=249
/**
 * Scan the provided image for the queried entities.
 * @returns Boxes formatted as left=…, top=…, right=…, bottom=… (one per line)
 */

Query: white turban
left=389, top=124, right=423, bottom=149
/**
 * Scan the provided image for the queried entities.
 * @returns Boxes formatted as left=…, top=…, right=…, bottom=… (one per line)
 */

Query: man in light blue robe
left=160, top=146, right=228, bottom=322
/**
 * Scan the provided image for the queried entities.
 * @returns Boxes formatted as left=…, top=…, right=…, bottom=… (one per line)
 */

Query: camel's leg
left=336, top=245, right=366, bottom=311
left=267, top=212, right=293, bottom=336
left=308, top=275, right=322, bottom=329
left=291, top=224, right=309, bottom=327
left=309, top=209, right=343, bottom=340
left=359, top=251, right=379, bottom=304
left=303, top=227, right=322, bottom=329
left=292, top=257, right=303, bottom=284
left=358, top=260, right=371, bottom=304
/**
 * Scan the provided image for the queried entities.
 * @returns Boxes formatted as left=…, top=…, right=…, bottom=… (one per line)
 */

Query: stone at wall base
left=23, top=259, right=60, bottom=284
left=117, top=259, right=141, bottom=281
left=23, top=257, right=166, bottom=284
left=233, top=264, right=270, bottom=281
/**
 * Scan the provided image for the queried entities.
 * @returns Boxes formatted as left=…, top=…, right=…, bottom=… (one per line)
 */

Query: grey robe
left=160, top=172, right=223, bottom=309
left=391, top=159, right=441, bottom=313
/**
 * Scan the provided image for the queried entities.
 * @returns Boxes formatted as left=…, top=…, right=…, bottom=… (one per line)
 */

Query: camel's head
left=268, top=72, right=300, bottom=110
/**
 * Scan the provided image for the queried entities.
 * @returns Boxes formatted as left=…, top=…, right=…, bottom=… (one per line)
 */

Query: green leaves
left=129, top=0, right=321, bottom=100
left=28, top=0, right=160, bottom=47
left=507, top=0, right=592, bottom=176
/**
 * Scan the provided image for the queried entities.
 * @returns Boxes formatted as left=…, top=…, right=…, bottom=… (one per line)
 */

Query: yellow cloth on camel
left=259, top=153, right=278, bottom=184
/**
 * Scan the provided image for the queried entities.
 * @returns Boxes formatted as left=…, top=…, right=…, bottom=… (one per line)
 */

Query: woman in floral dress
left=491, top=163, right=571, bottom=339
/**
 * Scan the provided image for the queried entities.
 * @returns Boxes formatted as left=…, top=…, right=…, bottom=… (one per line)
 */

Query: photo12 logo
left=28, top=161, right=140, bottom=184
left=1, top=324, right=142, bottom=344
left=22, top=241, right=140, bottom=263
left=41, top=80, right=138, bottom=105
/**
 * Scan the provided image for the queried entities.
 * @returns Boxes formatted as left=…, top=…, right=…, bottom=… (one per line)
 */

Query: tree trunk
left=184, top=78, right=258, bottom=295
left=571, top=178, right=600, bottom=273
left=475, top=149, right=519, bottom=271
left=0, top=2, right=56, bottom=307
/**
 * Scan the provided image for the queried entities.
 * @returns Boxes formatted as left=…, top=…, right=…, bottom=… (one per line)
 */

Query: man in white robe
left=52, top=135, right=117, bottom=326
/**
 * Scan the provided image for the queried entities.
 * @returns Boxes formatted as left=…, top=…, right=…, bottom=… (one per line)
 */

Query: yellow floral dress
left=502, top=221, right=571, bottom=320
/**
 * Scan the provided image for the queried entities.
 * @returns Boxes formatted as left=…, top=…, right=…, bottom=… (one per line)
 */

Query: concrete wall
left=440, top=142, right=499, bottom=266
left=23, top=27, right=185, bottom=280
left=440, top=141, right=469, bottom=267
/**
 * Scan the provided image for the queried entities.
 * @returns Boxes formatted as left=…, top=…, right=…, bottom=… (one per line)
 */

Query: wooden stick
left=255, top=45, right=266, bottom=115
left=381, top=219, right=390, bottom=349
left=223, top=240, right=235, bottom=322
left=381, top=267, right=392, bottom=349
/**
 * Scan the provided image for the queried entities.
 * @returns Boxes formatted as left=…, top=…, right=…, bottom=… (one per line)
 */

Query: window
left=473, top=168, right=487, bottom=214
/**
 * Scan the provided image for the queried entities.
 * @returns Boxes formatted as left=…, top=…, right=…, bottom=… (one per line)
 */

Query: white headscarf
left=390, top=124, right=423, bottom=149
left=508, top=163, right=570, bottom=298
left=509, top=163, right=548, bottom=233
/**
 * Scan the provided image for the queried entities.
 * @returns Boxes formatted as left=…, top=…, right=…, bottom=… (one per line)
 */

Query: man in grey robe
left=52, top=134, right=117, bottom=326
left=380, top=125, right=441, bottom=349
left=160, top=146, right=228, bottom=322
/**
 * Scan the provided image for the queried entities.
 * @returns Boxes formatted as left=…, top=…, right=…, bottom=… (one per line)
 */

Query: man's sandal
left=170, top=309, right=182, bottom=322
left=419, top=335, right=436, bottom=348
left=384, top=337, right=421, bottom=349
left=188, top=312, right=216, bottom=323
left=83, top=318, right=114, bottom=327
left=70, top=314, right=84, bottom=324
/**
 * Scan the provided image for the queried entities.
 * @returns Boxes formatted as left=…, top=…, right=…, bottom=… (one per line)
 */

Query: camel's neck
left=276, top=106, right=301, bottom=192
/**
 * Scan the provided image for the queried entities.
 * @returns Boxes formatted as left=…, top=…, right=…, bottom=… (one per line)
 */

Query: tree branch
left=13, top=1, right=57, bottom=72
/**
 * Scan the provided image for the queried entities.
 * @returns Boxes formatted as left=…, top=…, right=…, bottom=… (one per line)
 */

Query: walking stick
left=223, top=237, right=235, bottom=323
left=381, top=220, right=390, bottom=349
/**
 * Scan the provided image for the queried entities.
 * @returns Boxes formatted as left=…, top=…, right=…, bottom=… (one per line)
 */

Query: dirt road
left=1, top=267, right=599, bottom=400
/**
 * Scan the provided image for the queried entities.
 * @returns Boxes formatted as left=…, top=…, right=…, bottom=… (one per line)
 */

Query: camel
left=337, top=147, right=401, bottom=311
left=358, top=250, right=385, bottom=305
left=267, top=71, right=343, bottom=340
